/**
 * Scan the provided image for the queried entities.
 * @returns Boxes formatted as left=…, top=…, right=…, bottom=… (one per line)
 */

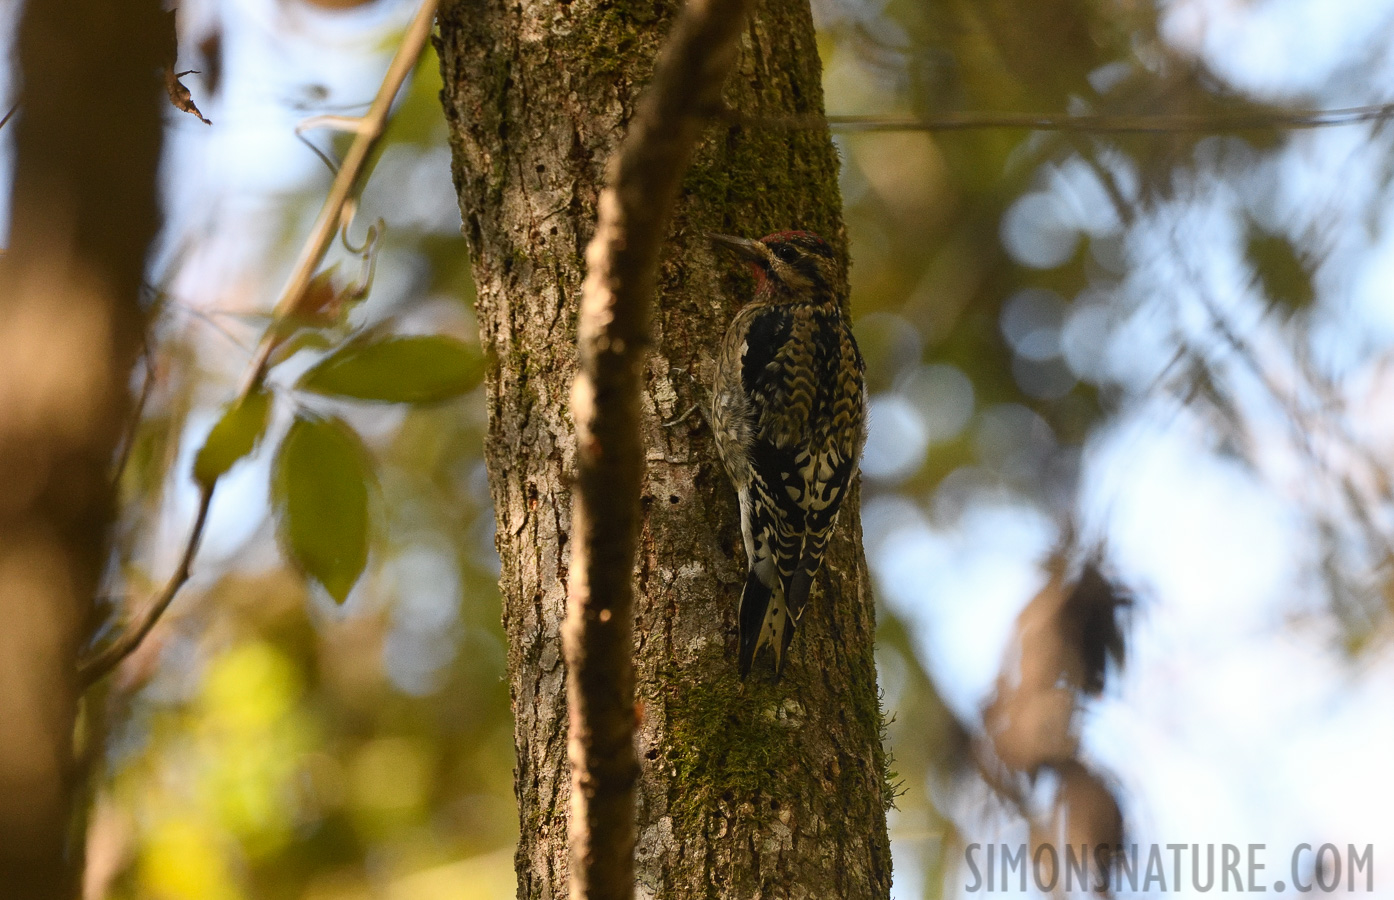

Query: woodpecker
left=708, top=230, right=866, bottom=678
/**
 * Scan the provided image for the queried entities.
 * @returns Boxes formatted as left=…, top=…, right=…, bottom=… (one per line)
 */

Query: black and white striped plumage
left=709, top=230, right=866, bottom=678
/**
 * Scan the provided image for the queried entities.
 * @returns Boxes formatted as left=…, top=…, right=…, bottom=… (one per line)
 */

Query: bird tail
left=738, top=569, right=789, bottom=678
left=773, top=537, right=829, bottom=678
left=780, top=567, right=813, bottom=677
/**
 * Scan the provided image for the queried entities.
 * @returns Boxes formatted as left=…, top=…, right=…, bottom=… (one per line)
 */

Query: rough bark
left=437, top=0, right=893, bottom=896
left=0, top=0, right=165, bottom=896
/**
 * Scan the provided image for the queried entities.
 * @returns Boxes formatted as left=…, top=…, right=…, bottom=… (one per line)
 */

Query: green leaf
left=193, top=388, right=272, bottom=487
left=1245, top=226, right=1315, bottom=312
left=266, top=329, right=337, bottom=370
left=271, top=414, right=372, bottom=603
left=297, top=334, right=483, bottom=404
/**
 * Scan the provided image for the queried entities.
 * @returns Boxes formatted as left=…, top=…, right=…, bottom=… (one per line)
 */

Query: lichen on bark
left=436, top=0, right=892, bottom=895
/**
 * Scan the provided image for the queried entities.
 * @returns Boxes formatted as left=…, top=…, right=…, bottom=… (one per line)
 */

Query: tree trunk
left=0, top=0, right=165, bottom=896
left=436, top=0, right=893, bottom=896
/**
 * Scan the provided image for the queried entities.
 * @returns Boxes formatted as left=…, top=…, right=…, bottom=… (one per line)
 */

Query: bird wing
left=737, top=305, right=864, bottom=674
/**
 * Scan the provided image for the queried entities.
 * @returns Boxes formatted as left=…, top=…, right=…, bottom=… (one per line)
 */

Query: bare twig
left=110, top=347, right=157, bottom=487
left=730, top=103, right=1394, bottom=134
left=110, top=239, right=197, bottom=487
left=1077, top=144, right=1394, bottom=590
left=565, top=0, right=751, bottom=896
left=0, top=102, right=16, bottom=131
left=295, top=131, right=342, bottom=177
left=76, top=0, right=438, bottom=689
left=234, top=0, right=438, bottom=402
left=77, top=485, right=213, bottom=688
left=1172, top=237, right=1394, bottom=570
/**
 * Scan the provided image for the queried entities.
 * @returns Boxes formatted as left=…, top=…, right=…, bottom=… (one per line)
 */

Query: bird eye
left=771, top=244, right=798, bottom=263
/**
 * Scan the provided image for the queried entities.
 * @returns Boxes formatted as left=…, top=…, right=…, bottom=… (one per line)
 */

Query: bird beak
left=707, top=233, right=766, bottom=263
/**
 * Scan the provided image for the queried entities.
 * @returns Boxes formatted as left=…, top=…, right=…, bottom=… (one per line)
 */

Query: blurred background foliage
left=1, top=0, right=1390, bottom=896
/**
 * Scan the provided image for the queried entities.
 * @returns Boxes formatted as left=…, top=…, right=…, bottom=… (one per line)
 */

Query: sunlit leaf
left=271, top=414, right=372, bottom=602
left=297, top=334, right=484, bottom=404
left=193, top=388, right=272, bottom=488
left=1245, top=225, right=1315, bottom=312
left=266, top=329, right=337, bottom=369
left=380, top=42, right=447, bottom=147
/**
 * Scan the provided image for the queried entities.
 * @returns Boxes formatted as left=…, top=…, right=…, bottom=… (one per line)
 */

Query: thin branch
left=75, top=0, right=438, bottom=689
left=564, top=0, right=751, bottom=897
left=733, top=102, right=1394, bottom=134
left=110, top=348, right=157, bottom=487
left=294, top=114, right=380, bottom=177
left=0, top=102, right=16, bottom=131
left=295, top=130, right=342, bottom=177
left=110, top=237, right=198, bottom=487
left=77, top=485, right=213, bottom=688
left=1177, top=244, right=1394, bottom=567
left=234, top=0, right=438, bottom=402
left=296, top=113, right=374, bottom=135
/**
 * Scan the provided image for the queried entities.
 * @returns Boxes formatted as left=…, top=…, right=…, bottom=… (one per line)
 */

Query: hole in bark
left=721, top=790, right=734, bottom=803
left=536, top=164, right=546, bottom=173
left=668, top=494, right=680, bottom=504
left=644, top=748, right=659, bottom=760
left=770, top=799, right=780, bottom=811
left=549, top=226, right=558, bottom=235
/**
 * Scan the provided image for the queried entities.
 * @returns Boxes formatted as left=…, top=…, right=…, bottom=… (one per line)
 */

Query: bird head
left=708, top=230, right=841, bottom=298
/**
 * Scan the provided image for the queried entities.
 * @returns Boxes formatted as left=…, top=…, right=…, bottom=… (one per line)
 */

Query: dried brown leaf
left=1063, top=561, right=1132, bottom=696
left=984, top=557, right=1132, bottom=775
left=165, top=65, right=210, bottom=125
left=984, top=564, right=1079, bottom=775
left=1054, top=760, right=1125, bottom=892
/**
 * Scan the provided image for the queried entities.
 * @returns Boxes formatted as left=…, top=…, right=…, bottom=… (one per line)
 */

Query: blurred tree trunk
left=0, top=0, right=165, bottom=896
left=437, top=1, right=892, bottom=896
